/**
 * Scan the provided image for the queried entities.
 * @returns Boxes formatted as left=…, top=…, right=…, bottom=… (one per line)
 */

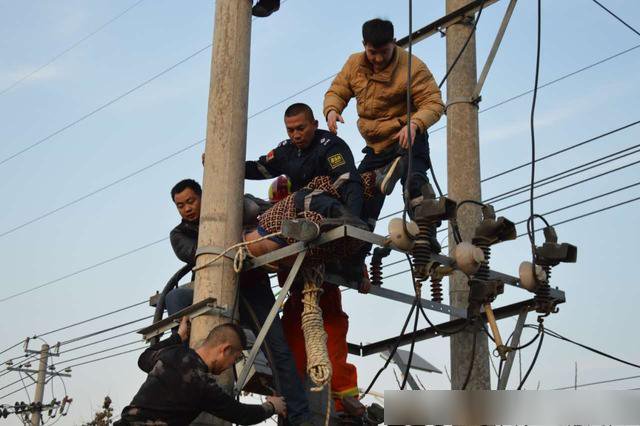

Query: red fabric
left=281, top=283, right=359, bottom=412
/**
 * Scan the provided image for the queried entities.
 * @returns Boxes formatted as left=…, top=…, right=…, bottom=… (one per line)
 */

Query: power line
left=379, top=120, right=640, bottom=220
left=0, top=340, right=25, bottom=357
left=429, top=44, right=640, bottom=135
left=58, top=326, right=143, bottom=355
left=59, top=315, right=152, bottom=346
left=591, top=0, right=640, bottom=37
left=33, top=300, right=147, bottom=339
left=0, top=44, right=212, bottom=168
left=0, top=237, right=167, bottom=304
left=0, top=138, right=204, bottom=239
left=554, top=374, right=640, bottom=390
left=56, top=340, right=143, bottom=366
left=65, top=346, right=147, bottom=370
left=0, top=0, right=146, bottom=97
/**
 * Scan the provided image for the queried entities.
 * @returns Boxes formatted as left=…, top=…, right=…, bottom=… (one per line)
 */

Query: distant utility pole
left=31, top=343, right=49, bottom=426
left=445, top=0, right=491, bottom=390
left=191, top=0, right=252, bottom=424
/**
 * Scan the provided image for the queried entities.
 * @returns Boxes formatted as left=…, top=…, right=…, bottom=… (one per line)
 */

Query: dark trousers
left=165, top=271, right=311, bottom=424
left=357, top=133, right=431, bottom=230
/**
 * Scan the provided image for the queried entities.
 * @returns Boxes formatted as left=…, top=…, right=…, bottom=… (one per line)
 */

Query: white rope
left=192, top=232, right=281, bottom=273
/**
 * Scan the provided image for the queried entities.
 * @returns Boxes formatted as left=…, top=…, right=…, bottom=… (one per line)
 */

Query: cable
left=461, top=328, right=478, bottom=390
left=0, top=0, right=146, bottom=97
left=0, top=138, right=204, bottom=239
left=527, top=0, right=542, bottom=248
left=58, top=326, right=142, bottom=355
left=0, top=44, right=211, bottom=167
left=0, top=340, right=25, bottom=357
left=360, top=299, right=418, bottom=397
left=538, top=326, right=640, bottom=370
left=430, top=44, right=640, bottom=136
left=33, top=300, right=147, bottom=339
left=17, top=371, right=31, bottom=404
left=517, top=325, right=544, bottom=390
left=0, top=237, right=167, bottom=303
left=554, top=374, right=640, bottom=390
left=59, top=315, right=152, bottom=346
left=56, top=340, right=143, bottom=366
left=378, top=119, right=640, bottom=220
left=438, top=0, right=486, bottom=89
left=591, top=0, right=640, bottom=37
left=65, top=346, right=147, bottom=369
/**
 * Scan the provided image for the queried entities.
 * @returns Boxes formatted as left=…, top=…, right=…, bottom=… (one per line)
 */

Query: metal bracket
left=137, top=297, right=229, bottom=341
left=234, top=250, right=307, bottom=396
left=445, top=96, right=480, bottom=114
left=497, top=309, right=527, bottom=389
left=472, top=0, right=518, bottom=100
left=7, top=367, right=71, bottom=378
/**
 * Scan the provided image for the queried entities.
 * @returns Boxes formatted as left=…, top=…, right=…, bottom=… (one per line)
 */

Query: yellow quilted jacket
left=324, top=46, right=444, bottom=153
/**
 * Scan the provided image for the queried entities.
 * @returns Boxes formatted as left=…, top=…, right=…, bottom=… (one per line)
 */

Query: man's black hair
left=284, top=103, right=315, bottom=121
left=171, top=179, right=202, bottom=201
left=205, top=323, right=248, bottom=350
left=362, top=18, right=394, bottom=47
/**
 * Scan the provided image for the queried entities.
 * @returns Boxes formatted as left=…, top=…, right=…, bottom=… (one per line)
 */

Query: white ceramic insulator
left=387, top=218, right=419, bottom=251
left=518, top=261, right=548, bottom=292
left=454, top=241, right=485, bottom=275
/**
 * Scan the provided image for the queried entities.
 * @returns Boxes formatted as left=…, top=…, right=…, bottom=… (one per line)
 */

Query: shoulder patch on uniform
left=319, top=137, right=331, bottom=146
left=266, top=150, right=275, bottom=162
left=328, top=153, right=346, bottom=169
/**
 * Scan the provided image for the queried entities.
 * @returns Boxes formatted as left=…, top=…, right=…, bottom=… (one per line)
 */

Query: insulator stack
left=535, top=265, right=554, bottom=314
left=430, top=275, right=443, bottom=303
left=474, top=242, right=491, bottom=281
left=412, top=217, right=436, bottom=280
left=370, top=256, right=383, bottom=287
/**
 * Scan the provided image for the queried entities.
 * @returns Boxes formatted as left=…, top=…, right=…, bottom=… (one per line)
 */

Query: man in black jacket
left=117, top=317, right=286, bottom=425
left=166, top=179, right=312, bottom=425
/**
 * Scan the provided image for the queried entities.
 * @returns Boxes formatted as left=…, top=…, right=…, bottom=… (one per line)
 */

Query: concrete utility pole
left=191, top=0, right=252, bottom=422
left=445, top=0, right=491, bottom=390
left=31, top=343, right=49, bottom=426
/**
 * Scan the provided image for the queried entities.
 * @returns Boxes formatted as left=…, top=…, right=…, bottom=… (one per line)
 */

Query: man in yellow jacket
left=324, top=18, right=444, bottom=241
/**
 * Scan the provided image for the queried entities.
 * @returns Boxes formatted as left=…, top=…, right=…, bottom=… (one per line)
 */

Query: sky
left=1, top=0, right=639, bottom=424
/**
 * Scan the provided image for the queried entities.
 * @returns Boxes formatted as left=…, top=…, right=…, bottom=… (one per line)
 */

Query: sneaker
left=375, top=156, right=405, bottom=196
left=252, top=0, right=280, bottom=17
left=364, top=403, right=384, bottom=425
left=321, top=206, right=369, bottom=231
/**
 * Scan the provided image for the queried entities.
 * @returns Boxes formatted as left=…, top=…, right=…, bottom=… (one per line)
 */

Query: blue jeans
left=165, top=270, right=311, bottom=425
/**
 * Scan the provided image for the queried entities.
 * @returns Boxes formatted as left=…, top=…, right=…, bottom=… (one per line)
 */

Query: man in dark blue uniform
left=245, top=103, right=364, bottom=221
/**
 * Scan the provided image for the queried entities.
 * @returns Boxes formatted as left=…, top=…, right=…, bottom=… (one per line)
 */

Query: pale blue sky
left=1, top=0, right=639, bottom=424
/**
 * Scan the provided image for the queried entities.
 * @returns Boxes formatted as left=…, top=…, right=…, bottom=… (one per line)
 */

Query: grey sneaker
left=375, top=156, right=405, bottom=196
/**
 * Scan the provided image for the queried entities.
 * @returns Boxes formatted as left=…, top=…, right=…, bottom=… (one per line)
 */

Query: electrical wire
left=533, top=325, right=640, bottom=370
left=0, top=44, right=212, bottom=168
left=527, top=0, right=542, bottom=249
left=461, top=328, right=478, bottom=390
left=0, top=237, right=167, bottom=304
left=554, top=374, right=640, bottom=390
left=438, top=0, right=486, bottom=89
left=0, top=138, right=204, bottom=239
left=590, top=0, right=640, bottom=37
left=56, top=340, right=143, bottom=366
left=58, top=315, right=152, bottom=346
left=0, top=0, right=147, bottom=97
left=0, top=340, right=25, bottom=357
left=33, top=300, right=147, bottom=339
left=65, top=346, right=147, bottom=370
left=377, top=118, right=640, bottom=221
left=360, top=300, right=418, bottom=397
left=58, top=326, right=143, bottom=355
left=517, top=326, right=544, bottom=389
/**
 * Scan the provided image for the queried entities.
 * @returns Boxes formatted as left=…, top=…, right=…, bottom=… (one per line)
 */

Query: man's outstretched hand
left=395, top=122, right=418, bottom=149
left=266, top=396, right=287, bottom=417
left=178, top=316, right=191, bottom=342
left=327, top=110, right=344, bottom=134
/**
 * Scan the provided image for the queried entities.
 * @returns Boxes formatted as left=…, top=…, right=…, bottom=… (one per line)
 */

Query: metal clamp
left=195, top=245, right=236, bottom=261
left=445, top=96, right=480, bottom=114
